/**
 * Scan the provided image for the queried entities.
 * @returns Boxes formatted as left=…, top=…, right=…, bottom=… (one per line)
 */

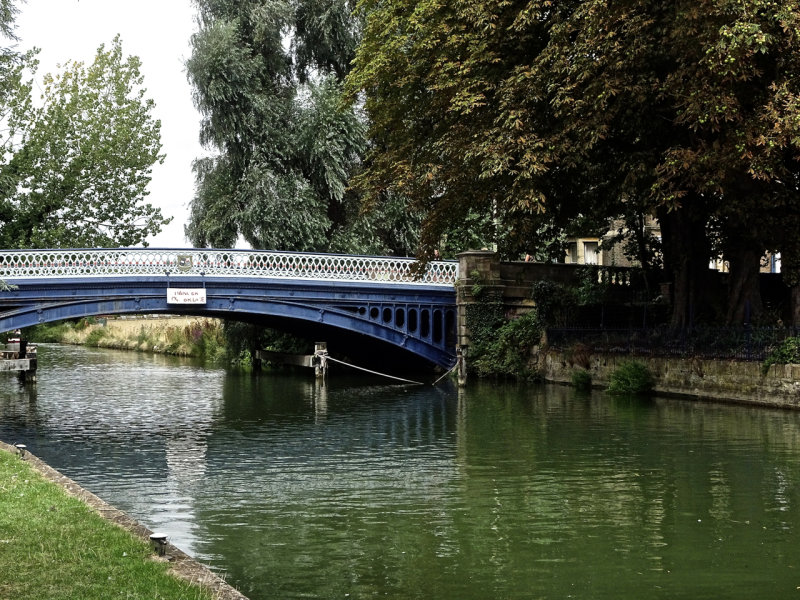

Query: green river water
left=1, top=344, right=799, bottom=599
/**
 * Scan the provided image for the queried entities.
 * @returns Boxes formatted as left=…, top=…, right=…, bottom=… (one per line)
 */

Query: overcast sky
left=15, top=0, right=204, bottom=248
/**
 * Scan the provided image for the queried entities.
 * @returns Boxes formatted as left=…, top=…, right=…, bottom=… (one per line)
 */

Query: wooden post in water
left=456, top=346, right=467, bottom=387
left=314, top=342, right=328, bottom=379
left=2, top=337, right=37, bottom=383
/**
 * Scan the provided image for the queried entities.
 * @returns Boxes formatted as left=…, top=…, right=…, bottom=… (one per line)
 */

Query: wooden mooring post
left=314, top=342, right=328, bottom=379
left=1, top=340, right=37, bottom=383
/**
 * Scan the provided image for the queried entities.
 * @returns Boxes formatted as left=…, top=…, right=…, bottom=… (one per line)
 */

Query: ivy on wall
left=464, top=293, right=543, bottom=379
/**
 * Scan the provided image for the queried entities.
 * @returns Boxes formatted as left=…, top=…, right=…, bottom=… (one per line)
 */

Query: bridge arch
left=0, top=292, right=456, bottom=370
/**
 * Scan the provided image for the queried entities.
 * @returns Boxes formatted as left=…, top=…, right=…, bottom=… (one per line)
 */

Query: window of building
left=566, top=243, right=578, bottom=264
left=583, top=242, right=598, bottom=265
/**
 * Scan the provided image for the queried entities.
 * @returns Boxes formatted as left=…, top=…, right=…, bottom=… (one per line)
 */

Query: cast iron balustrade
left=0, top=248, right=458, bottom=286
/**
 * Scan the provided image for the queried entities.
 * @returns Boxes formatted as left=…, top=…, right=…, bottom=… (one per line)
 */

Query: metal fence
left=0, top=248, right=459, bottom=286
left=546, top=325, right=799, bottom=362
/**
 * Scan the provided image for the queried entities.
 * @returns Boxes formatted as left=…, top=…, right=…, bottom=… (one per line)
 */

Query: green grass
left=0, top=450, right=214, bottom=600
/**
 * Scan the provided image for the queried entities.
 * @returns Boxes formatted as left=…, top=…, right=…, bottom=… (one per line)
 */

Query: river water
left=2, top=344, right=800, bottom=599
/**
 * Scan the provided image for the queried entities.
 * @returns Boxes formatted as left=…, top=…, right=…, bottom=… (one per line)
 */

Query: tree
left=347, top=0, right=800, bottom=327
left=186, top=0, right=417, bottom=255
left=0, top=0, right=23, bottom=289
left=0, top=35, right=169, bottom=248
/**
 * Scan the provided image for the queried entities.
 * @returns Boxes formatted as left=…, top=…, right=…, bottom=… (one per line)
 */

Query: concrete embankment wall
left=541, top=351, right=800, bottom=409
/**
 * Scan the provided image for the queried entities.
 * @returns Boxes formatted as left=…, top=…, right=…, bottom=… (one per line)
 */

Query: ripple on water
left=4, top=345, right=800, bottom=600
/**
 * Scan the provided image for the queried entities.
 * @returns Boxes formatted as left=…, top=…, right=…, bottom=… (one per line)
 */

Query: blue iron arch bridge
left=0, top=248, right=459, bottom=370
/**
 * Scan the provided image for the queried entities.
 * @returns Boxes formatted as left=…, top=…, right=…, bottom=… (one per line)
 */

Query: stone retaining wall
left=541, top=350, right=800, bottom=409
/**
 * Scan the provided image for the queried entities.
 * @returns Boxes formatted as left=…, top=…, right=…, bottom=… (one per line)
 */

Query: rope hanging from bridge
left=432, top=361, right=459, bottom=386
left=324, top=355, right=426, bottom=386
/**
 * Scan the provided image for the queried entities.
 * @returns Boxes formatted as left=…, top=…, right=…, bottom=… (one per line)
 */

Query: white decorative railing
left=0, top=248, right=459, bottom=286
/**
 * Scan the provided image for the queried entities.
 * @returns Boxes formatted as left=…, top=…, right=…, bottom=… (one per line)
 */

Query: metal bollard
left=149, top=533, right=168, bottom=556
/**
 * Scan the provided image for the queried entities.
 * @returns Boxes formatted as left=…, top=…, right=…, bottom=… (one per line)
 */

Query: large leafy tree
left=348, top=0, right=800, bottom=327
left=0, top=0, right=33, bottom=216
left=347, top=0, right=601, bottom=260
left=186, top=0, right=417, bottom=255
left=0, top=0, right=22, bottom=291
left=0, top=35, right=168, bottom=248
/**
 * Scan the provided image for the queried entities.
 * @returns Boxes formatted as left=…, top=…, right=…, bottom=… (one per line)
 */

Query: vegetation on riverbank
left=465, top=296, right=544, bottom=380
left=607, top=360, right=655, bottom=396
left=0, top=449, right=213, bottom=600
left=28, top=318, right=226, bottom=362
left=762, top=337, right=800, bottom=375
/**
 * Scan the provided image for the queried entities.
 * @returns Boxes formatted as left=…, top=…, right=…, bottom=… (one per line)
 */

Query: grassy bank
left=29, top=317, right=226, bottom=361
left=0, top=448, right=215, bottom=600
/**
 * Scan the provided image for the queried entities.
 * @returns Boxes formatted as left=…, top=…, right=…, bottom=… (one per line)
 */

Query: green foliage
left=191, top=322, right=225, bottom=361
left=185, top=0, right=415, bottom=256
left=530, top=280, right=577, bottom=327
left=232, top=348, right=255, bottom=369
left=29, top=318, right=228, bottom=361
left=221, top=320, right=312, bottom=366
left=158, top=320, right=227, bottom=361
left=0, top=0, right=18, bottom=42
left=347, top=0, right=800, bottom=326
left=464, top=297, right=505, bottom=351
left=574, top=267, right=610, bottom=306
left=26, top=322, right=74, bottom=342
left=74, top=317, right=96, bottom=331
left=571, top=369, right=592, bottom=392
left=469, top=309, right=543, bottom=379
left=84, top=328, right=108, bottom=347
left=607, top=360, right=654, bottom=396
left=0, top=36, right=168, bottom=248
left=762, top=337, right=800, bottom=375
left=468, top=269, right=487, bottom=298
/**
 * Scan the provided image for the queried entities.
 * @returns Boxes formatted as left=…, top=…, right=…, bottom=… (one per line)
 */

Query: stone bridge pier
left=454, top=250, right=635, bottom=384
left=455, top=251, right=537, bottom=384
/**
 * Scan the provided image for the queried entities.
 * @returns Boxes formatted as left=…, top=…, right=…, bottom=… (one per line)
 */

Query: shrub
left=74, top=317, right=97, bottom=330
left=84, top=328, right=108, bottom=347
left=607, top=360, right=654, bottom=396
left=470, top=310, right=543, bottom=379
left=27, top=322, right=74, bottom=342
left=762, top=337, right=800, bottom=375
left=571, top=369, right=592, bottom=391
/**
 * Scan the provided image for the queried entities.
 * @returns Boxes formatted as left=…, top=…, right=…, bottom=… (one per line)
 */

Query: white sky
left=14, top=0, right=204, bottom=248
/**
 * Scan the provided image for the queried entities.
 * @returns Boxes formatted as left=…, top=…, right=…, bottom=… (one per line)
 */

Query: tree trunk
left=791, top=286, right=800, bottom=329
left=657, top=204, right=711, bottom=333
left=724, top=246, right=763, bottom=325
left=780, top=245, right=800, bottom=328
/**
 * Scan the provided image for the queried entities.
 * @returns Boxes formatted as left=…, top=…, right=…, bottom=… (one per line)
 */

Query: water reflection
left=2, top=346, right=800, bottom=599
